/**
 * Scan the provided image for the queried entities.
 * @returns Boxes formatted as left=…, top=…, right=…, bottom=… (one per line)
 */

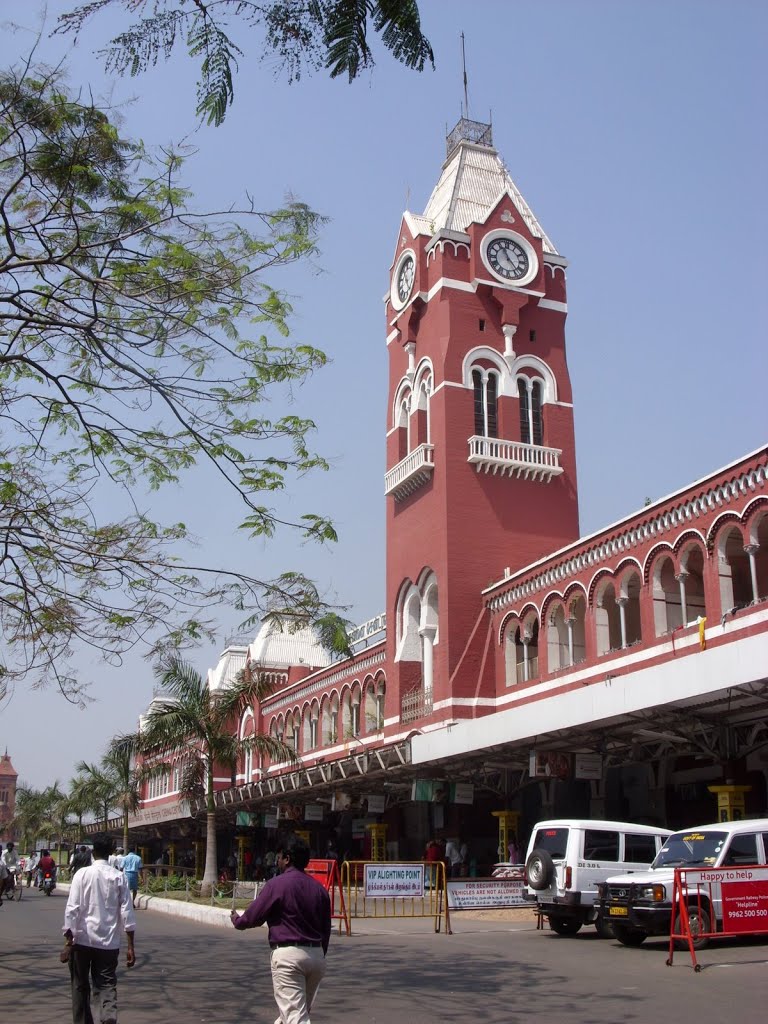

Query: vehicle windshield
left=531, top=827, right=568, bottom=859
left=652, top=830, right=727, bottom=868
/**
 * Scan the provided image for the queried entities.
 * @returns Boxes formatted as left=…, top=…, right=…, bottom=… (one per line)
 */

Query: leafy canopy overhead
left=0, top=63, right=346, bottom=702
left=56, top=1, right=434, bottom=125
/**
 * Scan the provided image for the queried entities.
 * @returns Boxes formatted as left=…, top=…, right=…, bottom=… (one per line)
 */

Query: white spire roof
left=206, top=641, right=248, bottom=693
left=407, top=118, right=558, bottom=255
left=247, top=618, right=332, bottom=672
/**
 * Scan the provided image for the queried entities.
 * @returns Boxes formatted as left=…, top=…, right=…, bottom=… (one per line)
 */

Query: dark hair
left=280, top=836, right=310, bottom=871
left=92, top=835, right=114, bottom=860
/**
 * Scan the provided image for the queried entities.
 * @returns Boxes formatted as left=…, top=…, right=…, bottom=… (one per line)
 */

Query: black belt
left=270, top=941, right=322, bottom=949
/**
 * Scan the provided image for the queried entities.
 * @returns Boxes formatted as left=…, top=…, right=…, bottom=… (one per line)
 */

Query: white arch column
left=617, top=596, right=628, bottom=648
left=745, top=544, right=760, bottom=602
left=419, top=625, right=437, bottom=700
left=676, top=571, right=689, bottom=626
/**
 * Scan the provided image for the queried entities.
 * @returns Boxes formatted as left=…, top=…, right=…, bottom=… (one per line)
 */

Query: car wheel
left=548, top=916, right=582, bottom=936
left=675, top=906, right=711, bottom=951
left=526, top=848, right=555, bottom=890
left=612, top=924, right=647, bottom=947
left=595, top=916, right=615, bottom=939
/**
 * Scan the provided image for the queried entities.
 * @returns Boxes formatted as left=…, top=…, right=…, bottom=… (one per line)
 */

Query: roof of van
left=668, top=818, right=768, bottom=835
left=530, top=819, right=672, bottom=834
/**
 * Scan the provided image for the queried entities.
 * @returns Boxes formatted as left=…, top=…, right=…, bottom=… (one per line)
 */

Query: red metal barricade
left=667, top=864, right=768, bottom=971
left=306, top=858, right=350, bottom=935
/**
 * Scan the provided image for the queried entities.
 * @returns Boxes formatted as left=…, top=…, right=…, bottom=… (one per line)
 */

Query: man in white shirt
left=62, top=835, right=136, bottom=1024
left=0, top=841, right=20, bottom=902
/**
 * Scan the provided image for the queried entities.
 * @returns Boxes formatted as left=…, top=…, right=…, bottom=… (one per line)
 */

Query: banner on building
left=529, top=749, right=571, bottom=780
left=235, top=811, right=259, bottom=827
left=276, top=802, right=303, bottom=822
left=574, top=753, right=603, bottom=780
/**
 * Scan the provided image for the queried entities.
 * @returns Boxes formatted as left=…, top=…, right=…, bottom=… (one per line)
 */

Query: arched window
left=473, top=368, right=499, bottom=438
left=397, top=393, right=411, bottom=459
left=518, top=377, right=544, bottom=445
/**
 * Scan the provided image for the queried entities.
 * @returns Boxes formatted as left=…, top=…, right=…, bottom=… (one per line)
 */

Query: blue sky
left=3, top=0, right=766, bottom=791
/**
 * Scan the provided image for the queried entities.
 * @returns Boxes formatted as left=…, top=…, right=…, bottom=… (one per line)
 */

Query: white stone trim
left=538, top=298, right=568, bottom=313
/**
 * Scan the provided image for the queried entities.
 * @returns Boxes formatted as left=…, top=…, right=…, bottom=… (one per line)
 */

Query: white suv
left=600, top=818, right=768, bottom=948
left=524, top=818, right=672, bottom=937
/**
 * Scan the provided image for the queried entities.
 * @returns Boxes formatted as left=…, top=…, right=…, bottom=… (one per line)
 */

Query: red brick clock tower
left=384, top=118, right=580, bottom=724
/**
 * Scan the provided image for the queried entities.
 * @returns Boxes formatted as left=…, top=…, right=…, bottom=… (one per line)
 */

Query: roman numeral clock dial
left=391, top=250, right=416, bottom=311
left=482, top=232, right=537, bottom=287
left=487, top=238, right=528, bottom=280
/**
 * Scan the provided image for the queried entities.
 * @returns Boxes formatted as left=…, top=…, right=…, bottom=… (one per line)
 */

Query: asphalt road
left=3, top=890, right=768, bottom=1023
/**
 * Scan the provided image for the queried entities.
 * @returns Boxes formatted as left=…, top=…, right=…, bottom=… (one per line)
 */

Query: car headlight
left=638, top=884, right=666, bottom=901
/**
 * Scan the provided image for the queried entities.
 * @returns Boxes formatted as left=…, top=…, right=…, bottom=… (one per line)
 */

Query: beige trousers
left=270, top=945, right=326, bottom=1024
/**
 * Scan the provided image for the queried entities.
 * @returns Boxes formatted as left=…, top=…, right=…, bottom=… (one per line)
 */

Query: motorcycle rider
left=0, top=841, right=20, bottom=903
left=38, top=848, right=57, bottom=890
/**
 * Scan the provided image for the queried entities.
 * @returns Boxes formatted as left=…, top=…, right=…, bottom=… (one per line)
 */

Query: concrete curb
left=134, top=892, right=234, bottom=927
left=58, top=881, right=235, bottom=929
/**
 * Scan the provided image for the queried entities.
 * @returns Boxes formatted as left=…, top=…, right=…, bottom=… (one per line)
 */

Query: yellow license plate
left=609, top=906, right=628, bottom=916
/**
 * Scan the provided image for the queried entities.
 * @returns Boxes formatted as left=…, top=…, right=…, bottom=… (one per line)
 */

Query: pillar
left=676, top=571, right=688, bottom=626
left=194, top=840, right=204, bottom=879
left=744, top=544, right=760, bottom=603
left=420, top=625, right=436, bottom=698
left=617, top=596, right=628, bottom=648
left=367, top=824, right=388, bottom=862
left=168, top=842, right=176, bottom=869
left=237, top=835, right=248, bottom=880
left=492, top=810, right=520, bottom=863
left=707, top=784, right=751, bottom=822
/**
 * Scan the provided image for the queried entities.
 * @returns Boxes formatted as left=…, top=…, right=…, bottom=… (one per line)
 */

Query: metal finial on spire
left=461, top=33, right=469, bottom=118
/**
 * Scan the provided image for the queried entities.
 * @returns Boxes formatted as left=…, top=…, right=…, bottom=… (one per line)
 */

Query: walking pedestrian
left=120, top=846, right=143, bottom=906
left=230, top=835, right=331, bottom=1024
left=71, top=845, right=92, bottom=876
left=61, top=834, right=136, bottom=1024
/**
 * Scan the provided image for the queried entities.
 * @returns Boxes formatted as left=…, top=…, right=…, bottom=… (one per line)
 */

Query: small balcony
left=467, top=436, right=563, bottom=482
left=385, top=443, right=435, bottom=501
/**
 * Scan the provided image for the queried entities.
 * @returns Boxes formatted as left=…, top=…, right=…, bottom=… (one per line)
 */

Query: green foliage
left=56, top=0, right=433, bottom=125
left=0, top=65, right=339, bottom=699
left=139, top=655, right=297, bottom=885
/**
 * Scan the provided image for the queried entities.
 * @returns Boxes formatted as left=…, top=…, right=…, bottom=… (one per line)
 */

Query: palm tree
left=102, top=734, right=145, bottom=854
left=139, top=656, right=295, bottom=895
left=10, top=785, right=49, bottom=852
left=74, top=761, right=116, bottom=830
left=67, top=774, right=99, bottom=843
left=41, top=782, right=71, bottom=852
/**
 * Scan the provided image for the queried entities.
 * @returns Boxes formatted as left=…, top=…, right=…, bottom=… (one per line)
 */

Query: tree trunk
left=200, top=811, right=219, bottom=896
left=199, top=759, right=218, bottom=897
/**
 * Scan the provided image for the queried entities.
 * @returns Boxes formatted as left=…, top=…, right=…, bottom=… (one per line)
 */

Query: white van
left=600, top=817, right=768, bottom=948
left=524, top=818, right=672, bottom=936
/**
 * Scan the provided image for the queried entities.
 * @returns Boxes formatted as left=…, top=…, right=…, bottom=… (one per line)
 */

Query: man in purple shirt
left=231, top=836, right=331, bottom=1024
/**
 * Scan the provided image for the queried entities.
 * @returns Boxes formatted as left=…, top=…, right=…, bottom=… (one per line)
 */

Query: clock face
left=486, top=237, right=530, bottom=280
left=397, top=255, right=415, bottom=304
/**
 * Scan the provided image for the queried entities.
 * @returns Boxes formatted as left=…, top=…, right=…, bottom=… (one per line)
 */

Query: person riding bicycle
left=0, top=841, right=20, bottom=903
